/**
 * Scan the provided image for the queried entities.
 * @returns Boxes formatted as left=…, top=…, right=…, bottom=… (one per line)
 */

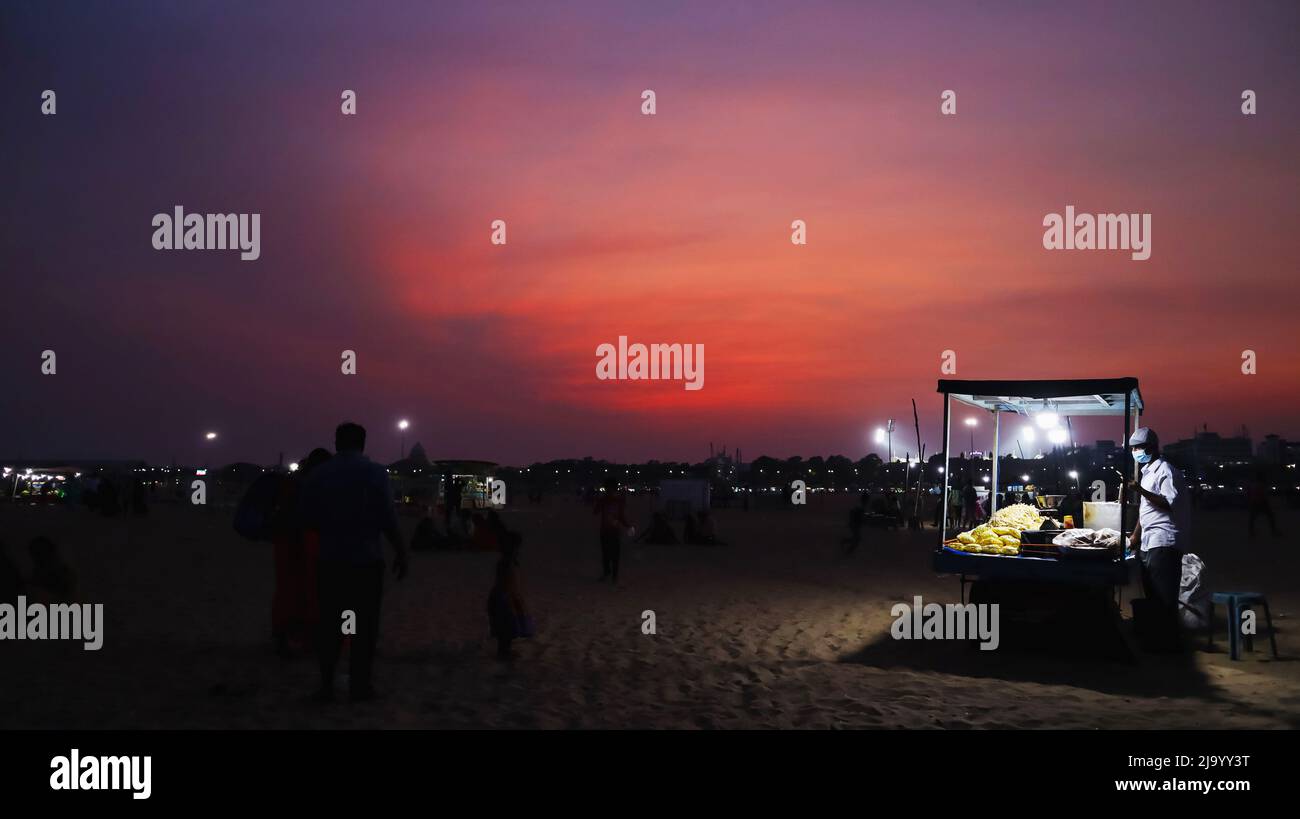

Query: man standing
left=1125, top=427, right=1190, bottom=649
left=304, top=422, right=408, bottom=703
left=593, top=477, right=631, bottom=583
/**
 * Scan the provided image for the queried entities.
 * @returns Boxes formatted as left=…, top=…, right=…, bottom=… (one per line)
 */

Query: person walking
left=1246, top=469, right=1281, bottom=539
left=488, top=532, right=530, bottom=659
left=303, top=422, right=409, bottom=703
left=270, top=447, right=331, bottom=657
left=593, top=477, right=631, bottom=583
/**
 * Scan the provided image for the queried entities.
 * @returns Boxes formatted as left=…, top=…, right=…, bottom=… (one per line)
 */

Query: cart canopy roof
left=937, top=378, right=1142, bottom=416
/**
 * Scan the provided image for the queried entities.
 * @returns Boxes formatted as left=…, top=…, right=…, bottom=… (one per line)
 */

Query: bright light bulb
left=289, top=462, right=300, bottom=472
left=874, top=428, right=886, bottom=444
left=1022, top=426, right=1036, bottom=442
left=964, top=418, right=978, bottom=427
left=1036, top=412, right=1059, bottom=430
left=398, top=419, right=410, bottom=430
left=205, top=432, right=217, bottom=440
left=1048, top=428, right=1068, bottom=445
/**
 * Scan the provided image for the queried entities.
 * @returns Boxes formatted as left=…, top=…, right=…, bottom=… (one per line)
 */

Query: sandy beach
left=2, top=495, right=1298, bottom=729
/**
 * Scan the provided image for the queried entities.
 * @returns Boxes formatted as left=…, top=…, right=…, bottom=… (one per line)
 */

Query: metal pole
left=940, top=394, right=951, bottom=543
left=1122, top=389, right=1132, bottom=553
left=991, top=409, right=1001, bottom=515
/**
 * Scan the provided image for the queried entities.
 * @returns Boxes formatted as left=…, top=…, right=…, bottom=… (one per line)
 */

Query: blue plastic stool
left=1209, top=592, right=1279, bottom=660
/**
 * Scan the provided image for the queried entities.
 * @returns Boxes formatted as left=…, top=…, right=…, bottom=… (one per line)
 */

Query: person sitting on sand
left=28, top=537, right=77, bottom=602
left=696, top=511, right=724, bottom=545
left=684, top=510, right=723, bottom=546
left=411, top=506, right=446, bottom=551
left=635, top=511, right=678, bottom=545
left=487, top=532, right=530, bottom=659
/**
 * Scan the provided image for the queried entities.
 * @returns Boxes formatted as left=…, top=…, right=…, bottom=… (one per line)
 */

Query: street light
left=205, top=431, right=218, bottom=441
left=964, top=417, right=977, bottom=454
left=874, top=420, right=895, bottom=462
left=397, top=419, right=410, bottom=460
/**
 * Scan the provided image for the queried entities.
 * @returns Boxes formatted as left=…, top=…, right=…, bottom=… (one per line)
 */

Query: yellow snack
left=990, top=503, right=1043, bottom=531
left=992, top=527, right=1018, bottom=537
left=1000, top=535, right=1020, bottom=546
left=957, top=532, right=977, bottom=545
left=997, top=545, right=1019, bottom=556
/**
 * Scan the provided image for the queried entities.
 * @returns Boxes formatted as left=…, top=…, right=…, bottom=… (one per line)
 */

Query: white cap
left=1128, top=427, right=1157, bottom=448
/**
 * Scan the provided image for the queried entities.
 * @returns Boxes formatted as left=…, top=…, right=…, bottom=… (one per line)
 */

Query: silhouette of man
left=303, top=422, right=408, bottom=703
left=1125, top=427, right=1190, bottom=650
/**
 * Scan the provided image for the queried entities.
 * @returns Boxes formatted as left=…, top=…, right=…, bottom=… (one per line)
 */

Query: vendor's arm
left=1126, top=475, right=1172, bottom=513
left=1142, top=467, right=1179, bottom=513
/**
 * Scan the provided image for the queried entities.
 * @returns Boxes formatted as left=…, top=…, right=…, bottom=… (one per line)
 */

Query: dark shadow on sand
left=838, top=589, right=1230, bottom=703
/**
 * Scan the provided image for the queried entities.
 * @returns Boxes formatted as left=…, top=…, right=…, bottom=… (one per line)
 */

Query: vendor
left=1125, top=427, right=1190, bottom=645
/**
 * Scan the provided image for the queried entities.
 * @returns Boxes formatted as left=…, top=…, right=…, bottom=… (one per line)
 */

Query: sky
left=2, top=1, right=1298, bottom=466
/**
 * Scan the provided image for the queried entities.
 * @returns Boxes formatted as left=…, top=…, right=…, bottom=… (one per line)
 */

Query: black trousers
left=317, top=559, right=383, bottom=694
left=1139, top=547, right=1183, bottom=610
left=600, top=530, right=621, bottom=580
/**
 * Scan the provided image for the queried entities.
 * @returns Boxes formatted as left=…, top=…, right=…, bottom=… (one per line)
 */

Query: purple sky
left=2, top=1, right=1298, bottom=465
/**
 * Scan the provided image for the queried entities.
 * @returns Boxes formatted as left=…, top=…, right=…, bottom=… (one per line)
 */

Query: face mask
left=1134, top=450, right=1153, bottom=465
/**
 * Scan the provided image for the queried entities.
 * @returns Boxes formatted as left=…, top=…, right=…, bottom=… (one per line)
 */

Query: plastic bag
left=1179, top=553, right=1210, bottom=631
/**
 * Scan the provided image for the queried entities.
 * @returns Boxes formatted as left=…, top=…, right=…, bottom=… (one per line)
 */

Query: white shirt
left=1138, top=457, right=1190, bottom=551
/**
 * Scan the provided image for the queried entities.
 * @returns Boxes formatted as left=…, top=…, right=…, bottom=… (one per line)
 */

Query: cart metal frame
left=934, top=377, right=1143, bottom=587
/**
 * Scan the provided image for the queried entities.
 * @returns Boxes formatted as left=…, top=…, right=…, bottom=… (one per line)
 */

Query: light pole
left=202, top=431, right=218, bottom=468
left=398, top=419, right=410, bottom=460
left=964, top=417, right=977, bottom=455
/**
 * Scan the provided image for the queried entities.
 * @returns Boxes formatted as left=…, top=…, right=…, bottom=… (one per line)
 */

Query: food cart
left=933, top=378, right=1143, bottom=602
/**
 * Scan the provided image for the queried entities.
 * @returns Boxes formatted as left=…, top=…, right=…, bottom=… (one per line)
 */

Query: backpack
left=1179, top=553, right=1210, bottom=631
left=233, top=472, right=286, bottom=542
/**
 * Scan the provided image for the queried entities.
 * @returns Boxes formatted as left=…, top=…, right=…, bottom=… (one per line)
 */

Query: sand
left=2, top=493, right=1298, bottom=729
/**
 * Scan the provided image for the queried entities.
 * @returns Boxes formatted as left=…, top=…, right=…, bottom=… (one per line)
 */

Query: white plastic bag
left=1179, top=553, right=1210, bottom=630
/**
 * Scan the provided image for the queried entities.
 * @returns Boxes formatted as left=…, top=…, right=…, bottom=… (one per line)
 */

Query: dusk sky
left=2, top=1, right=1298, bottom=466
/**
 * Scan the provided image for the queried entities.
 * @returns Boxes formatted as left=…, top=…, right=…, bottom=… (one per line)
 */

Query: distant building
left=1094, top=440, right=1121, bottom=468
left=706, top=443, right=740, bottom=480
left=1164, top=430, right=1253, bottom=472
left=1258, top=434, right=1298, bottom=466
